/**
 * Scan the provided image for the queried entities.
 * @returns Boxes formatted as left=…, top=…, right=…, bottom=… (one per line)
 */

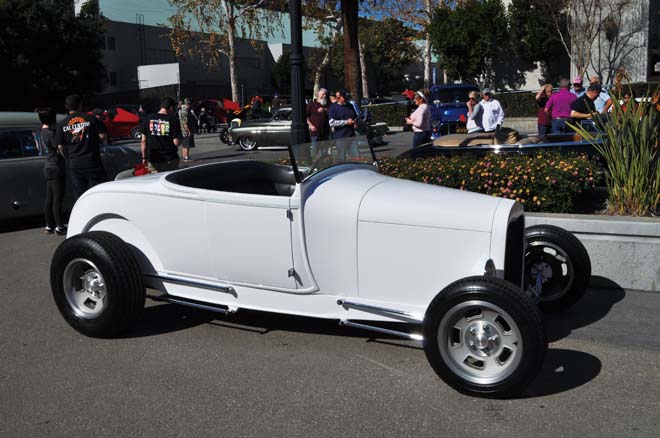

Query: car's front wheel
left=219, top=127, right=230, bottom=144
left=524, top=225, right=591, bottom=312
left=50, top=231, right=145, bottom=338
left=238, top=136, right=257, bottom=151
left=423, top=276, right=546, bottom=398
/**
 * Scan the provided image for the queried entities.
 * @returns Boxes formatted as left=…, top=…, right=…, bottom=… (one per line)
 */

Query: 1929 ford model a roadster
left=50, top=136, right=591, bottom=398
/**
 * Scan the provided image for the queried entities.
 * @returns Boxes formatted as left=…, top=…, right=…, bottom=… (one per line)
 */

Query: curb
left=527, top=213, right=660, bottom=292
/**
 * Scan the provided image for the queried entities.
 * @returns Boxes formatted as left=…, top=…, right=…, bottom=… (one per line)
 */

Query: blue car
left=429, top=84, right=480, bottom=139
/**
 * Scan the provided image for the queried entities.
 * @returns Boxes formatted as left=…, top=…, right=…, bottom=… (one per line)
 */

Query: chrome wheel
left=438, top=300, right=522, bottom=385
left=238, top=136, right=257, bottom=151
left=130, top=127, right=142, bottom=140
left=63, top=258, right=107, bottom=319
left=526, top=240, right=575, bottom=303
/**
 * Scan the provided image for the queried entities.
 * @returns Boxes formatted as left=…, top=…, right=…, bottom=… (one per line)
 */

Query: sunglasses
left=468, top=97, right=476, bottom=100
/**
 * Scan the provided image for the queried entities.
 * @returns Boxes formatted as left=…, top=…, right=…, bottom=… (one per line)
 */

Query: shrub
left=571, top=85, right=660, bottom=216
left=366, top=102, right=408, bottom=126
left=497, top=92, right=538, bottom=117
left=377, top=152, right=602, bottom=213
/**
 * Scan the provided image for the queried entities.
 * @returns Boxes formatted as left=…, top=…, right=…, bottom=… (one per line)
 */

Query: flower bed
left=378, top=152, right=603, bottom=213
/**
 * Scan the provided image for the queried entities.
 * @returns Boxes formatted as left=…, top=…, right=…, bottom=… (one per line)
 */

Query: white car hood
left=358, top=177, right=504, bottom=232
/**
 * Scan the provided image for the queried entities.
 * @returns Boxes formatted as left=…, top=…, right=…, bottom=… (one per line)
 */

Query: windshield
left=288, top=134, right=376, bottom=182
left=432, top=88, right=475, bottom=104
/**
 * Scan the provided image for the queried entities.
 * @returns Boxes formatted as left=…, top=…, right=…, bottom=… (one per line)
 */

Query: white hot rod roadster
left=50, top=136, right=591, bottom=397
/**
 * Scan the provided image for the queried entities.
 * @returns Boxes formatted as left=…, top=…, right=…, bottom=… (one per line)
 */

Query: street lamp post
left=289, top=0, right=308, bottom=148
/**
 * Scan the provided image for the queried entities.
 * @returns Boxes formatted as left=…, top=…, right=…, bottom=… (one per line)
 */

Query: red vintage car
left=90, top=107, right=142, bottom=141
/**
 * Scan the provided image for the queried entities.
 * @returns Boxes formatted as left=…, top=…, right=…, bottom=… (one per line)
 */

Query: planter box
left=527, top=213, right=660, bottom=292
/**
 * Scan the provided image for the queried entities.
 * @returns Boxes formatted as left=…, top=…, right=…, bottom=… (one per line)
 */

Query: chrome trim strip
left=145, top=273, right=236, bottom=295
left=147, top=294, right=236, bottom=315
left=339, top=320, right=423, bottom=341
left=337, top=299, right=424, bottom=322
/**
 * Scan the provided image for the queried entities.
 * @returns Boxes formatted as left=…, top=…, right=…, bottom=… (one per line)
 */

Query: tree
left=540, top=0, right=602, bottom=77
left=168, top=0, right=284, bottom=103
left=302, top=0, right=342, bottom=97
left=363, top=0, right=437, bottom=88
left=428, top=0, right=508, bottom=86
left=0, top=0, right=106, bottom=111
left=358, top=18, right=420, bottom=95
left=507, top=0, right=565, bottom=83
left=341, top=0, right=362, bottom=100
left=590, top=0, right=647, bottom=84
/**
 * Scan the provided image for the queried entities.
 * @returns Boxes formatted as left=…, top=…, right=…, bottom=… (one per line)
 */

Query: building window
left=99, top=36, right=106, bottom=50
left=109, top=72, right=117, bottom=86
left=107, top=36, right=116, bottom=51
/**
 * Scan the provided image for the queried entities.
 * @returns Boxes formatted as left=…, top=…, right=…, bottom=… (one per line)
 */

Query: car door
left=0, top=128, right=47, bottom=220
left=266, top=109, right=292, bottom=146
left=202, top=190, right=297, bottom=291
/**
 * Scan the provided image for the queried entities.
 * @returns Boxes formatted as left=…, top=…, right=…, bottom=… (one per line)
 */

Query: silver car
left=228, top=107, right=388, bottom=151
left=0, top=112, right=141, bottom=222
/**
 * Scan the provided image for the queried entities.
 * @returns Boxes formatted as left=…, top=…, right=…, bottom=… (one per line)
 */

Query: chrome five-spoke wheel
left=438, top=300, right=521, bottom=385
left=63, top=258, right=107, bottom=319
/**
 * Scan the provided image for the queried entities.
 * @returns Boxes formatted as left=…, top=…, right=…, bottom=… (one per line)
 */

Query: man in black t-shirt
left=141, top=97, right=182, bottom=173
left=571, top=84, right=601, bottom=121
left=55, top=94, right=108, bottom=200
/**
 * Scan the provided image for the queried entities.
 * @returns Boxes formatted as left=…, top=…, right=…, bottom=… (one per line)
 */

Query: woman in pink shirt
left=406, top=90, right=431, bottom=147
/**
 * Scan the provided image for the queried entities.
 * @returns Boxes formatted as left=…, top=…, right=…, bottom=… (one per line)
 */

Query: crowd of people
left=537, top=75, right=616, bottom=135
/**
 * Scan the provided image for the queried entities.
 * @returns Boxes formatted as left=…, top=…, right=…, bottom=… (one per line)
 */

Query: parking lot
left=1, top=132, right=660, bottom=437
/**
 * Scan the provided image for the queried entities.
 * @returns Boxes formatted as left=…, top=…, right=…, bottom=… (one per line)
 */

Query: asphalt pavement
left=1, top=131, right=660, bottom=437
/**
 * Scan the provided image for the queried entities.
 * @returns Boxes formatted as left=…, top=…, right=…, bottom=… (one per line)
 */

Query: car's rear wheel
left=51, top=231, right=145, bottom=338
left=524, top=225, right=591, bottom=312
left=238, top=136, right=257, bottom=151
left=130, top=127, right=142, bottom=140
left=423, top=276, right=546, bottom=398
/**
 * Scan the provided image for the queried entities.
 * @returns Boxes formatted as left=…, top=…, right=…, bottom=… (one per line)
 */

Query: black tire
left=130, top=127, right=142, bottom=140
left=423, top=276, right=547, bottom=398
left=50, top=231, right=145, bottom=338
left=219, top=127, right=230, bottom=144
left=524, top=225, right=591, bottom=312
left=238, top=136, right=257, bottom=151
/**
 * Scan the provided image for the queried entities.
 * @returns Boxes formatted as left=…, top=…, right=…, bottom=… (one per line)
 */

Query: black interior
left=165, top=161, right=297, bottom=196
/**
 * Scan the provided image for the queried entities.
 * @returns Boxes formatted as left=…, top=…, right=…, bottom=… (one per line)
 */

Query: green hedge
left=366, top=102, right=408, bottom=126
left=378, top=152, right=603, bottom=213
left=497, top=92, right=538, bottom=118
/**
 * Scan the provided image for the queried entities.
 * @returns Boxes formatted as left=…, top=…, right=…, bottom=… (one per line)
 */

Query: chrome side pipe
left=339, top=320, right=423, bottom=341
left=336, top=299, right=424, bottom=322
left=147, top=294, right=237, bottom=315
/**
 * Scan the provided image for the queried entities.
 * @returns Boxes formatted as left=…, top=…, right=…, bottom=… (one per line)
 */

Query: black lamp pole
left=289, top=0, right=308, bottom=148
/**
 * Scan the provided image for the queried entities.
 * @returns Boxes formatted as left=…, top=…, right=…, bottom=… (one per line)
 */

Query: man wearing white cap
left=479, top=88, right=504, bottom=133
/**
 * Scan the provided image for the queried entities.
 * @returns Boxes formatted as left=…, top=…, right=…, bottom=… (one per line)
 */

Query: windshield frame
left=287, top=134, right=377, bottom=183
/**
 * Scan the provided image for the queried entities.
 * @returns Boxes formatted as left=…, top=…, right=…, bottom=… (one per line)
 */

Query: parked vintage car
left=399, top=126, right=603, bottom=159
left=228, top=107, right=387, bottom=151
left=429, top=84, right=480, bottom=138
left=95, top=107, right=143, bottom=141
left=0, top=112, right=141, bottom=222
left=50, top=135, right=591, bottom=397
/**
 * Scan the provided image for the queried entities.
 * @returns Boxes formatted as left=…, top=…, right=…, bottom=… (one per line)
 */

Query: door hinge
left=288, top=268, right=296, bottom=278
left=286, top=209, right=293, bottom=220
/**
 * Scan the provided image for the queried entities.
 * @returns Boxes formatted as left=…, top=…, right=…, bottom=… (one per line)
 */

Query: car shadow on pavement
left=544, top=276, right=626, bottom=343
left=118, top=303, right=220, bottom=338
left=522, top=348, right=602, bottom=398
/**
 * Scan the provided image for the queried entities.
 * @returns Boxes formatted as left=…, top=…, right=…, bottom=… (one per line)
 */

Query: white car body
left=66, top=161, right=524, bottom=322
